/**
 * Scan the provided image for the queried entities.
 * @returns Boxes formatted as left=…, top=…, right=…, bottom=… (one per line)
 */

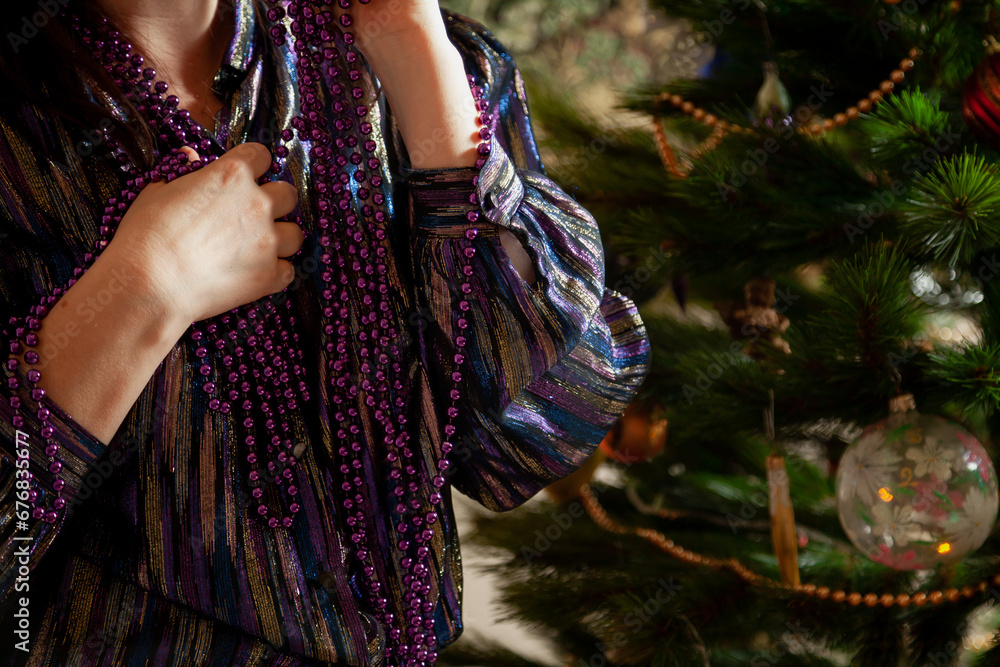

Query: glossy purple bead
left=0, top=6, right=501, bottom=662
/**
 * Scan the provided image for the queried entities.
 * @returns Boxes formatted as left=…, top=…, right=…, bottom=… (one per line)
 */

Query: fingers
left=274, top=222, right=305, bottom=258
left=219, top=142, right=274, bottom=180
left=178, top=146, right=202, bottom=164
left=268, top=259, right=297, bottom=295
left=261, top=180, right=300, bottom=220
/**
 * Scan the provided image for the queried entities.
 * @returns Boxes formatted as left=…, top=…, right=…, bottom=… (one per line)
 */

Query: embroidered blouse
left=0, top=3, right=649, bottom=665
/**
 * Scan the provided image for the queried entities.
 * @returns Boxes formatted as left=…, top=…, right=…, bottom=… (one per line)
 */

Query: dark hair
left=0, top=0, right=157, bottom=169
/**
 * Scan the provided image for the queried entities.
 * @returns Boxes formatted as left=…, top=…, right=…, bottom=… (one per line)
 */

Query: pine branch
left=865, top=88, right=958, bottom=173
left=900, top=152, right=1000, bottom=265
left=437, top=638, right=553, bottom=667
left=923, top=344, right=1000, bottom=417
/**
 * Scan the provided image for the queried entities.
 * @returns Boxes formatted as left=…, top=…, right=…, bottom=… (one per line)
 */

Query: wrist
left=93, top=244, right=192, bottom=344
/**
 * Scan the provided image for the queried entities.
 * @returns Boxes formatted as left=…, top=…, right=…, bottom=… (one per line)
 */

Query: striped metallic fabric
left=0, top=2, right=650, bottom=665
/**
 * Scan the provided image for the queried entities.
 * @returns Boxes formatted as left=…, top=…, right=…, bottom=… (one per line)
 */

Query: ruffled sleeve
left=401, top=12, right=650, bottom=511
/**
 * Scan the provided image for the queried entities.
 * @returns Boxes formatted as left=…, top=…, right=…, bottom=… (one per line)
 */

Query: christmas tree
left=437, top=0, right=1000, bottom=665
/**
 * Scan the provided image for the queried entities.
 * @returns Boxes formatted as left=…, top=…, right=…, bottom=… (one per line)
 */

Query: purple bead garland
left=5, top=2, right=492, bottom=664
left=5, top=9, right=220, bottom=524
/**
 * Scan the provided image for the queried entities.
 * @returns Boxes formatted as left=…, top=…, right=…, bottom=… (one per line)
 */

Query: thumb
left=178, top=146, right=202, bottom=164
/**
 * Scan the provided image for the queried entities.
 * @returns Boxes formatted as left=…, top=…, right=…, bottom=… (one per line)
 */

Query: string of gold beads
left=580, top=485, right=993, bottom=608
left=652, top=118, right=727, bottom=179
left=651, top=47, right=920, bottom=177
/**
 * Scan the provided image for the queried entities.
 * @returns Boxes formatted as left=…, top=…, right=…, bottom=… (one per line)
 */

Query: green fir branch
left=924, top=344, right=1000, bottom=416
left=900, top=152, right=1000, bottom=266
left=865, top=88, right=957, bottom=173
left=809, top=243, right=923, bottom=381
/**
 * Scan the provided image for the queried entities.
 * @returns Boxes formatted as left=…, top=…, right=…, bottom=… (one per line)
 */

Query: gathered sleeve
left=402, top=13, right=650, bottom=511
left=0, top=111, right=111, bottom=605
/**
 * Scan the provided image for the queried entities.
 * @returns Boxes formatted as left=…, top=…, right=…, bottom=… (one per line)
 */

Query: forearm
left=362, top=19, right=537, bottom=283
left=18, top=247, right=189, bottom=445
left=361, top=21, right=481, bottom=170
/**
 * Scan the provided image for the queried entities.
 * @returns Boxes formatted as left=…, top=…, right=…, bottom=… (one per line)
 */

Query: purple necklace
left=6, top=1, right=493, bottom=663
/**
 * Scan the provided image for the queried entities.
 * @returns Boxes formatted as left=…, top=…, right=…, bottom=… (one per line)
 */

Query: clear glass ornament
left=836, top=395, right=999, bottom=570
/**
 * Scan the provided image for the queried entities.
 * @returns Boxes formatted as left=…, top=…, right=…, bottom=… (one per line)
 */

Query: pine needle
left=900, top=152, right=1000, bottom=266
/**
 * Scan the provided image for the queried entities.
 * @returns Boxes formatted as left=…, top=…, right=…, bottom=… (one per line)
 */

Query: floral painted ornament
left=836, top=394, right=999, bottom=570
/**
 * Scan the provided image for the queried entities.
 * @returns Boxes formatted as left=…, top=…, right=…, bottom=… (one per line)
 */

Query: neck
left=94, top=0, right=228, bottom=89
left=94, top=0, right=232, bottom=128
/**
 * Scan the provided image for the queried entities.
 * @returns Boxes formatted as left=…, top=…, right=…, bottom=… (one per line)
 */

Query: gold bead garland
left=652, top=48, right=921, bottom=176
left=652, top=117, right=725, bottom=179
left=580, top=485, right=995, bottom=608
left=635, top=40, right=992, bottom=610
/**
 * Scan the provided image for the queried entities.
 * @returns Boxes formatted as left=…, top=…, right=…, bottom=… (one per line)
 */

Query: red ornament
left=962, top=51, right=1000, bottom=144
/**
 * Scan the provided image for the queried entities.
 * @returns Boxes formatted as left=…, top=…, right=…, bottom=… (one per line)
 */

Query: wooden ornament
left=767, top=454, right=801, bottom=586
left=715, top=278, right=791, bottom=357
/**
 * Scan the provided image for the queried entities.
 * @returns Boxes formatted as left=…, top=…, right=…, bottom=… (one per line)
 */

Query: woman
left=0, top=0, right=649, bottom=664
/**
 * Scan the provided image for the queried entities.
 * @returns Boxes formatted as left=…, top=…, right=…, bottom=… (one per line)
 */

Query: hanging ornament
left=715, top=277, right=791, bottom=358
left=836, top=394, right=999, bottom=570
left=599, top=401, right=668, bottom=464
left=754, top=61, right=792, bottom=125
left=762, top=392, right=801, bottom=586
left=768, top=453, right=801, bottom=585
left=962, top=38, right=1000, bottom=145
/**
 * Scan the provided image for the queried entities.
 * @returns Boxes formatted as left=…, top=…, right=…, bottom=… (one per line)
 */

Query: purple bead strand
left=4, top=4, right=495, bottom=665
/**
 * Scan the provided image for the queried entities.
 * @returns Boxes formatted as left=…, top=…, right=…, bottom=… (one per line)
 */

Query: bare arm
left=354, top=5, right=537, bottom=284
left=354, top=6, right=480, bottom=170
left=20, top=246, right=190, bottom=445
left=18, top=143, right=301, bottom=445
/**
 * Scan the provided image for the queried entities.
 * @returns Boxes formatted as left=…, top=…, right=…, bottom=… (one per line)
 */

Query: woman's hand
left=107, top=142, right=303, bottom=325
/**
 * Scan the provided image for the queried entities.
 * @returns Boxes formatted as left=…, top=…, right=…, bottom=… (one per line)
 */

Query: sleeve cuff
left=403, top=143, right=525, bottom=236
left=2, top=363, right=108, bottom=511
